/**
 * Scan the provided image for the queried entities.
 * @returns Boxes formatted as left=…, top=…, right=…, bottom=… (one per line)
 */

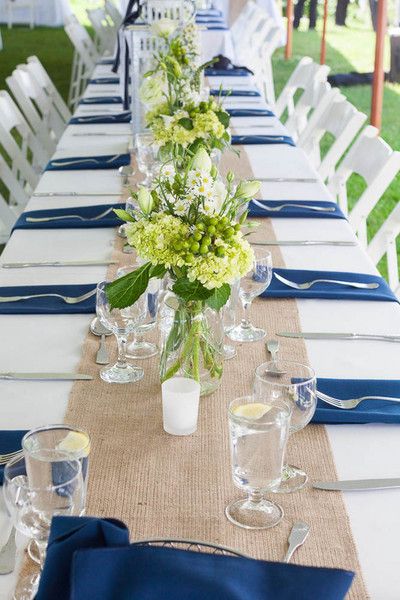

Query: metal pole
left=285, top=0, right=294, bottom=59
left=371, top=0, right=387, bottom=129
left=320, top=0, right=329, bottom=64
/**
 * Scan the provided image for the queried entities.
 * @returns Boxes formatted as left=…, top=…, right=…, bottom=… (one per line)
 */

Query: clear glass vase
left=159, top=296, right=224, bottom=396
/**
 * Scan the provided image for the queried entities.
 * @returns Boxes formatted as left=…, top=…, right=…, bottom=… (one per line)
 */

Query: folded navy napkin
left=70, top=544, right=354, bottom=600
left=205, top=68, right=251, bottom=77
left=36, top=516, right=130, bottom=600
left=79, top=96, right=123, bottom=105
left=313, top=379, right=400, bottom=424
left=203, top=25, right=229, bottom=30
left=232, top=135, right=295, bottom=146
left=70, top=112, right=131, bottom=125
left=13, top=204, right=124, bottom=231
left=89, top=77, right=120, bottom=84
left=249, top=200, right=346, bottom=219
left=227, top=108, right=274, bottom=116
left=211, top=89, right=261, bottom=97
left=0, top=283, right=97, bottom=314
left=262, top=268, right=397, bottom=302
left=45, top=153, right=130, bottom=171
left=96, top=58, right=115, bottom=65
left=0, top=430, right=27, bottom=485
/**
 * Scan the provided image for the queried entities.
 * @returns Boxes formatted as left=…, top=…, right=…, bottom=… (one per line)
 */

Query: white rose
left=139, top=76, right=164, bottom=106
left=151, top=18, right=177, bottom=38
left=137, top=186, right=153, bottom=215
left=213, top=180, right=227, bottom=210
left=235, top=180, right=261, bottom=199
left=192, top=147, right=212, bottom=172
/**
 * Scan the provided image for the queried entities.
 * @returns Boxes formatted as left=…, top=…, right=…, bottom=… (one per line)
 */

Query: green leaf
left=172, top=278, right=213, bottom=302
left=113, top=209, right=135, bottom=223
left=106, top=262, right=151, bottom=309
left=206, top=284, right=231, bottom=310
left=178, top=117, right=194, bottom=131
left=216, top=110, right=230, bottom=128
left=150, top=264, right=166, bottom=279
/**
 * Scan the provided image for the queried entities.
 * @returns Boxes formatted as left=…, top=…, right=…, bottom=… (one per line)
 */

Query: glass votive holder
left=162, top=377, right=201, bottom=436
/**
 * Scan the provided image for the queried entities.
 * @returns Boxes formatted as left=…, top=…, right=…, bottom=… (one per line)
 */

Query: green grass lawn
left=0, top=6, right=399, bottom=275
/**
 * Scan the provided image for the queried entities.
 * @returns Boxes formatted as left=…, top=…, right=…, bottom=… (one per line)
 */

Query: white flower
left=139, top=76, right=164, bottom=106
left=161, top=163, right=176, bottom=181
left=137, top=186, right=153, bottom=215
left=192, top=147, right=212, bottom=172
left=213, top=180, right=227, bottom=210
left=174, top=199, right=189, bottom=216
left=151, top=18, right=178, bottom=38
left=235, top=180, right=261, bottom=199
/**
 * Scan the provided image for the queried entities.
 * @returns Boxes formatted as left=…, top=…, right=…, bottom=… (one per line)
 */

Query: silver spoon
left=265, top=339, right=286, bottom=376
left=90, top=319, right=112, bottom=365
left=284, top=522, right=310, bottom=563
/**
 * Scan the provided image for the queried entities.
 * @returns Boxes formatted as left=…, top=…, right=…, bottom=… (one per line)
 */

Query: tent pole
left=285, top=0, right=294, bottom=59
left=371, top=0, right=387, bottom=129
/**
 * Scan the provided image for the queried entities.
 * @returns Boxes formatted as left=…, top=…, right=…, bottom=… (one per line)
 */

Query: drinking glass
left=135, top=132, right=158, bottom=185
left=222, top=279, right=240, bottom=359
left=117, top=265, right=161, bottom=359
left=96, top=280, right=147, bottom=383
left=228, top=248, right=272, bottom=342
left=226, top=395, right=291, bottom=529
left=3, top=450, right=84, bottom=600
left=253, top=360, right=317, bottom=493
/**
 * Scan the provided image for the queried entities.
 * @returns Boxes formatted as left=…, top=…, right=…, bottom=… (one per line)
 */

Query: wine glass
left=253, top=360, right=317, bottom=493
left=3, top=450, right=84, bottom=600
left=96, top=280, right=147, bottom=383
left=228, top=248, right=272, bottom=342
left=222, top=279, right=240, bottom=359
left=226, top=395, right=291, bottom=529
left=135, top=132, right=158, bottom=185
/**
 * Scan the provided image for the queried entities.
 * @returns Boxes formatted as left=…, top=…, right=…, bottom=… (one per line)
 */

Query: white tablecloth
left=0, top=0, right=70, bottom=27
left=0, top=63, right=400, bottom=600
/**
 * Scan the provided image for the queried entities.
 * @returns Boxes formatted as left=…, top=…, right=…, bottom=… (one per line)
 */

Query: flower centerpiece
left=106, top=147, right=260, bottom=394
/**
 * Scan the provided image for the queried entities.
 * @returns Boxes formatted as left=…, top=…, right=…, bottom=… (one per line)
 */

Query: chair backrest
left=87, top=7, right=117, bottom=55
left=275, top=57, right=329, bottom=119
left=0, top=152, right=29, bottom=235
left=26, top=56, right=71, bottom=123
left=284, top=76, right=333, bottom=142
left=64, top=16, right=99, bottom=76
left=231, top=0, right=260, bottom=45
left=233, top=4, right=269, bottom=60
left=328, top=125, right=400, bottom=245
left=105, top=0, right=123, bottom=26
left=251, top=25, right=281, bottom=107
left=367, top=202, right=400, bottom=295
left=298, top=94, right=367, bottom=181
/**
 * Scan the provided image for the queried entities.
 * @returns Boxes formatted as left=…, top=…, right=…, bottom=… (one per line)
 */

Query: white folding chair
left=298, top=95, right=367, bottom=181
left=231, top=0, right=260, bottom=48
left=87, top=7, right=117, bottom=55
left=233, top=4, right=269, bottom=63
left=275, top=57, right=329, bottom=120
left=284, top=78, right=335, bottom=143
left=368, top=202, right=400, bottom=296
left=26, top=56, right=71, bottom=124
left=64, top=16, right=99, bottom=109
left=0, top=154, right=29, bottom=243
left=328, top=126, right=400, bottom=247
left=6, top=0, right=35, bottom=29
left=105, top=0, right=123, bottom=27
left=6, top=66, right=64, bottom=156
left=250, top=25, right=282, bottom=107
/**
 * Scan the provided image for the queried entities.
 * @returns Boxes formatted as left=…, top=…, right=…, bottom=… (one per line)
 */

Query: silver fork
left=0, top=288, right=96, bottom=304
left=252, top=200, right=336, bottom=213
left=274, top=272, right=380, bottom=290
left=317, top=390, right=400, bottom=409
left=0, top=450, right=23, bottom=465
left=26, top=207, right=114, bottom=223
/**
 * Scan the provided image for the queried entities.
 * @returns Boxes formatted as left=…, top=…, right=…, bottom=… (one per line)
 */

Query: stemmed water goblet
left=96, top=280, right=147, bottom=383
left=3, top=450, right=84, bottom=600
left=228, top=248, right=272, bottom=342
left=226, top=395, right=291, bottom=529
left=253, top=360, right=317, bottom=492
left=135, top=132, right=158, bottom=185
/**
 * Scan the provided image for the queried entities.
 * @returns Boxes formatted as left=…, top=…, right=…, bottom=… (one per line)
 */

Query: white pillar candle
left=162, top=377, right=201, bottom=436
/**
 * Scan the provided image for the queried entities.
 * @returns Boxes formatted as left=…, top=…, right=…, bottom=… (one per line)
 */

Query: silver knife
left=0, top=372, right=93, bottom=380
left=313, top=478, right=400, bottom=491
left=1, top=260, right=118, bottom=268
left=0, top=527, right=16, bottom=575
left=32, top=192, right=121, bottom=197
left=250, top=240, right=356, bottom=246
left=256, top=177, right=317, bottom=183
left=277, top=332, right=400, bottom=342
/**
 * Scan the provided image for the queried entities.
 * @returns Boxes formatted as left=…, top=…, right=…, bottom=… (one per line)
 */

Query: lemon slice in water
left=57, top=432, right=90, bottom=457
left=233, top=403, right=272, bottom=419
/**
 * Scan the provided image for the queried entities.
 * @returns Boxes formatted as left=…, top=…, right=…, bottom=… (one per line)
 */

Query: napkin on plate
left=313, top=379, right=400, bottom=424
left=36, top=516, right=130, bottom=600
left=231, top=135, right=295, bottom=146
left=202, top=25, right=229, bottom=30
left=13, top=204, right=124, bottom=230
left=69, top=112, right=131, bottom=124
left=0, top=430, right=27, bottom=485
left=89, top=77, right=120, bottom=85
left=262, top=268, right=398, bottom=302
left=70, top=544, right=354, bottom=600
left=45, top=153, right=130, bottom=171
left=227, top=108, right=274, bottom=117
left=205, top=68, right=251, bottom=77
left=210, top=89, right=261, bottom=97
left=0, top=283, right=97, bottom=314
left=248, top=200, right=346, bottom=219
left=79, top=96, right=123, bottom=105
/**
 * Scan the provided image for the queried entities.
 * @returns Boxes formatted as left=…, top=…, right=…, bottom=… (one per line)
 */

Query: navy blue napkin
left=262, top=268, right=398, bottom=302
left=203, top=25, right=229, bottom=30
left=45, top=153, right=130, bottom=171
left=195, top=17, right=225, bottom=23
left=96, top=58, right=115, bottom=65
left=70, top=112, right=131, bottom=125
left=205, top=68, right=251, bottom=77
left=0, top=283, right=97, bottom=314
left=90, top=77, right=120, bottom=84
left=70, top=544, right=354, bottom=600
left=36, top=516, right=130, bottom=600
left=211, top=89, right=261, bottom=96
left=313, top=379, right=400, bottom=424
left=249, top=200, right=346, bottom=219
left=0, top=430, right=27, bottom=485
left=227, top=107, right=274, bottom=116
left=79, top=96, right=123, bottom=105
left=13, top=204, right=124, bottom=231
left=232, top=135, right=295, bottom=146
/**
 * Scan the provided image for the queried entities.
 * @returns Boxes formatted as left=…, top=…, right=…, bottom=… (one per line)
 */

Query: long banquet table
left=1, top=35, right=400, bottom=600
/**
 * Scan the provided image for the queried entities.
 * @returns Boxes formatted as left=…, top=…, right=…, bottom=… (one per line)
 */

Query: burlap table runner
left=59, top=148, right=369, bottom=598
